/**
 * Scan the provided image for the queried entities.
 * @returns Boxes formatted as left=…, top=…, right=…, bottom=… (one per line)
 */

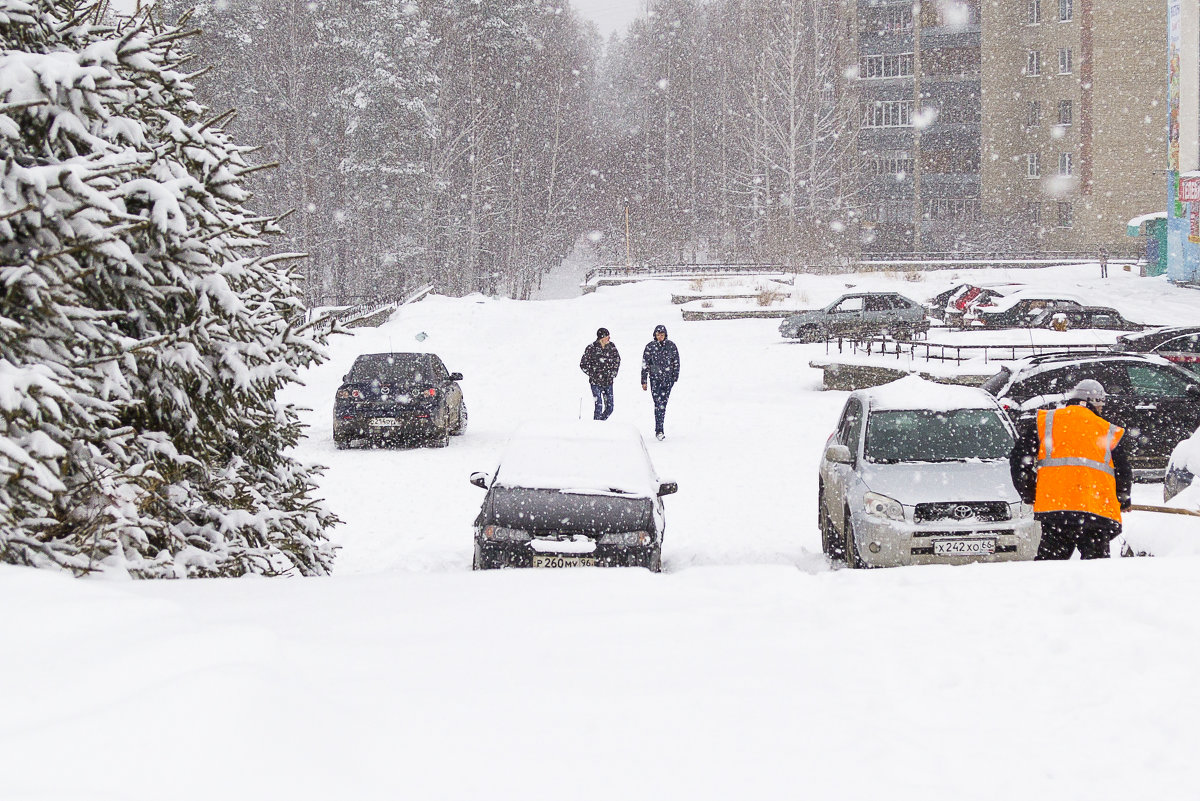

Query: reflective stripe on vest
left=1037, top=418, right=1120, bottom=476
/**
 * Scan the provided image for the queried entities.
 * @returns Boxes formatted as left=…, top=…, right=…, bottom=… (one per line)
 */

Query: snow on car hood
left=858, top=460, right=1020, bottom=506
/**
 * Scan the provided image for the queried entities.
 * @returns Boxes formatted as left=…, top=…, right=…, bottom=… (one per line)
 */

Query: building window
left=876, top=6, right=912, bottom=34
left=1058, top=0, right=1072, bottom=21
left=1028, top=0, right=1041, bottom=23
left=1027, top=153, right=1041, bottom=177
left=864, top=150, right=914, bottom=176
left=862, top=53, right=914, bottom=79
left=1026, top=50, right=1042, bottom=76
left=1058, top=48, right=1073, bottom=74
left=1027, top=100, right=1042, bottom=126
left=1059, top=152, right=1073, bottom=175
left=1057, top=201, right=1073, bottom=228
left=864, top=100, right=912, bottom=128
left=1028, top=202, right=1042, bottom=225
left=1058, top=100, right=1072, bottom=126
left=875, top=202, right=909, bottom=223
left=923, top=198, right=981, bottom=221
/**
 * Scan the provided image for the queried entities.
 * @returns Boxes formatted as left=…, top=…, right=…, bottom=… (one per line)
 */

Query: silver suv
left=818, top=377, right=1039, bottom=568
left=779, top=292, right=928, bottom=341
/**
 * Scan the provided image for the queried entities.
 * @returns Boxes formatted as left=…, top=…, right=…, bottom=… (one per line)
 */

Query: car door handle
left=1135, top=404, right=1157, bottom=410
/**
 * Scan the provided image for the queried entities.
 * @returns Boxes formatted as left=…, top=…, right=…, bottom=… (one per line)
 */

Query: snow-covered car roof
left=978, top=290, right=1090, bottom=314
left=491, top=421, right=662, bottom=497
left=856, top=375, right=1003, bottom=412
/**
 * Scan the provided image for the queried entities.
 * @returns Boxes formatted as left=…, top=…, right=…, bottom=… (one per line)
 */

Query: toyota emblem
left=951, top=505, right=975, bottom=520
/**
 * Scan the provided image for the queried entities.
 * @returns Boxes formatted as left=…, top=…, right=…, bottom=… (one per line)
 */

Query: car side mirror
left=449, top=372, right=463, bottom=381
left=342, top=374, right=349, bottom=382
left=1187, top=384, right=1200, bottom=398
left=658, top=481, right=678, bottom=497
left=824, top=443, right=853, bottom=464
left=469, top=471, right=489, bottom=489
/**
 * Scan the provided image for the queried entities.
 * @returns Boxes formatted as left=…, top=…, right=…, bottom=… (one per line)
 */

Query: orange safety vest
left=1034, top=405, right=1124, bottom=522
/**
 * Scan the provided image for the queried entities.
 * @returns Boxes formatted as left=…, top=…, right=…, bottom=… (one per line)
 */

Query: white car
left=818, top=376, right=1039, bottom=568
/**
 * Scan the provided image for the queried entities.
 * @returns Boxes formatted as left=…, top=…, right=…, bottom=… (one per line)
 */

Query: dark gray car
left=779, top=292, right=928, bottom=341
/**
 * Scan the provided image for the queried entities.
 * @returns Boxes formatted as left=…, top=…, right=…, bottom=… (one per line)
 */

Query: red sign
left=1181, top=177, right=1200, bottom=203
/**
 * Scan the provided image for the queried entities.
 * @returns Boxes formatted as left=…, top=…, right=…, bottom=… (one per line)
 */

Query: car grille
left=913, top=501, right=1010, bottom=523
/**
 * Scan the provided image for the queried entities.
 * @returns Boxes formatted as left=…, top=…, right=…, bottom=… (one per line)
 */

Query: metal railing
left=825, top=335, right=1111, bottom=365
left=308, top=283, right=433, bottom=333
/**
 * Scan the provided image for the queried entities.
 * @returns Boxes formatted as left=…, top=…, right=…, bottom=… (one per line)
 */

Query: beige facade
left=981, top=0, right=1165, bottom=251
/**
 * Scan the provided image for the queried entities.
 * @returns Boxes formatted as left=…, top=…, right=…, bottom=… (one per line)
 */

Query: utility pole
left=912, top=0, right=923, bottom=252
left=625, top=203, right=632, bottom=268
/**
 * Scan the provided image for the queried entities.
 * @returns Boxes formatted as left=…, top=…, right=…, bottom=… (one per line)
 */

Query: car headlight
left=863, top=492, right=905, bottom=521
left=481, top=525, right=531, bottom=543
left=599, top=530, right=652, bottom=546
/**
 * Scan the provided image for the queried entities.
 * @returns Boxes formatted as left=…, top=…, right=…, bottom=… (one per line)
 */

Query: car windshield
left=864, top=408, right=1014, bottom=464
left=348, top=357, right=430, bottom=384
left=488, top=487, right=652, bottom=533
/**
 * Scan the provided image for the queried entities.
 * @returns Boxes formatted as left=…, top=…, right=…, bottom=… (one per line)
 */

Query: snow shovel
left=1117, top=503, right=1200, bottom=557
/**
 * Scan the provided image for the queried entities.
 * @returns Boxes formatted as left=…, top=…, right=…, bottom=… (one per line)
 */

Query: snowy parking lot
left=4, top=262, right=1200, bottom=800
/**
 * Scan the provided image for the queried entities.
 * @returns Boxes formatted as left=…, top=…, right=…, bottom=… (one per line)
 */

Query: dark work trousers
left=591, top=384, right=614, bottom=420
left=1035, top=511, right=1121, bottom=560
left=650, top=382, right=674, bottom=435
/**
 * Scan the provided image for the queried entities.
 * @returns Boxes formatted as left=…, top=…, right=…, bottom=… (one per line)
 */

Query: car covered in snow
left=470, top=421, right=677, bottom=571
left=1164, top=427, right=1200, bottom=502
left=817, top=376, right=1039, bottom=568
left=964, top=292, right=1085, bottom=329
left=981, top=353, right=1200, bottom=477
left=333, top=352, right=467, bottom=449
left=924, top=283, right=1009, bottom=327
left=778, top=292, right=928, bottom=341
left=1111, top=325, right=1200, bottom=377
left=1026, top=305, right=1144, bottom=332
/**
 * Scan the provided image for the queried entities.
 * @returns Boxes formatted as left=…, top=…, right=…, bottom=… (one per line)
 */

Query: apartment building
left=856, top=0, right=983, bottom=252
left=980, top=0, right=1166, bottom=251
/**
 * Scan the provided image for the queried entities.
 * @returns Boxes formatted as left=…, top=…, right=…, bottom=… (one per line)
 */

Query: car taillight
left=425, top=387, right=437, bottom=397
left=336, top=388, right=364, bottom=399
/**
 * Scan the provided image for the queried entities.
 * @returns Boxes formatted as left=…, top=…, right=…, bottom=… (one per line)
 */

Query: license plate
left=932, top=538, right=996, bottom=556
left=368, top=418, right=403, bottom=427
left=532, top=555, right=596, bottom=568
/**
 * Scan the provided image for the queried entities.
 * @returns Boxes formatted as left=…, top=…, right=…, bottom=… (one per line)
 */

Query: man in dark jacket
left=640, top=324, right=681, bottom=440
left=1009, top=379, right=1132, bottom=559
left=580, top=327, right=620, bottom=420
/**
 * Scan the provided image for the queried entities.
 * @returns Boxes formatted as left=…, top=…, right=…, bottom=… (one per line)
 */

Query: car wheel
left=649, top=546, right=662, bottom=573
left=472, top=544, right=483, bottom=570
left=429, top=430, right=450, bottom=448
left=800, top=324, right=820, bottom=343
left=451, top=402, right=468, bottom=436
left=820, top=492, right=844, bottom=561
left=334, top=434, right=350, bottom=450
left=843, top=508, right=867, bottom=569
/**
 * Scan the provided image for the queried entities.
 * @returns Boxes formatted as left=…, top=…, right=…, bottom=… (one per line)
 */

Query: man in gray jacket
left=640, top=324, right=680, bottom=440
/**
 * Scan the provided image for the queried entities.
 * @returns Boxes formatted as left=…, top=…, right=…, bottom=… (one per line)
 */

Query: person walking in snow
left=580, top=327, right=620, bottom=420
left=1009, top=379, right=1132, bottom=559
left=1099, top=246, right=1109, bottom=278
left=640, top=324, right=680, bottom=440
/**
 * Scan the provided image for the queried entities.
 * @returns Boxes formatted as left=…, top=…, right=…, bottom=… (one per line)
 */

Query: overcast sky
left=572, top=0, right=645, bottom=38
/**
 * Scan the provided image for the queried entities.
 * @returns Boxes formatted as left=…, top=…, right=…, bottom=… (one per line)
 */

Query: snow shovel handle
left=1128, top=503, right=1200, bottom=518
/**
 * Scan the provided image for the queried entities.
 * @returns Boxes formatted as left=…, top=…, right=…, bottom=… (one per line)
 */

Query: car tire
left=334, top=434, right=349, bottom=450
left=843, top=508, right=867, bottom=569
left=472, top=544, right=482, bottom=570
left=819, top=492, right=844, bottom=561
left=800, top=324, right=820, bottom=343
left=649, top=547, right=663, bottom=573
left=430, top=430, right=450, bottom=448
left=451, top=402, right=468, bottom=436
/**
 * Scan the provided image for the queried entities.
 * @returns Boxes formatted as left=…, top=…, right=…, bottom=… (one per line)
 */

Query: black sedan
left=1027, top=306, right=1144, bottom=332
left=981, top=353, right=1200, bottom=477
left=333, top=352, right=466, bottom=448
left=471, top=422, right=676, bottom=571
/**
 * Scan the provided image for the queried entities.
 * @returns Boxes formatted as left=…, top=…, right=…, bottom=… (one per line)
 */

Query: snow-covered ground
left=4, top=262, right=1200, bottom=800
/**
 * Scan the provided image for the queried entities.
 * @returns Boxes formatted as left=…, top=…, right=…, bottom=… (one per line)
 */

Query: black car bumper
left=474, top=540, right=661, bottom=571
left=333, top=408, right=444, bottom=442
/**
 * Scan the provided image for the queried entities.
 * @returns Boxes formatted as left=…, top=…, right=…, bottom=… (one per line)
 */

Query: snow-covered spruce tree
left=0, top=0, right=338, bottom=577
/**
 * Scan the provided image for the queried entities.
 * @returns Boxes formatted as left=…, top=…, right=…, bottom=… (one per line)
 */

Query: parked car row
left=780, top=286, right=1149, bottom=344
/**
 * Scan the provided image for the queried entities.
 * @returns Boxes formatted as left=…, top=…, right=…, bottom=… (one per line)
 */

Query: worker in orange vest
left=1009, top=379, right=1132, bottom=559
